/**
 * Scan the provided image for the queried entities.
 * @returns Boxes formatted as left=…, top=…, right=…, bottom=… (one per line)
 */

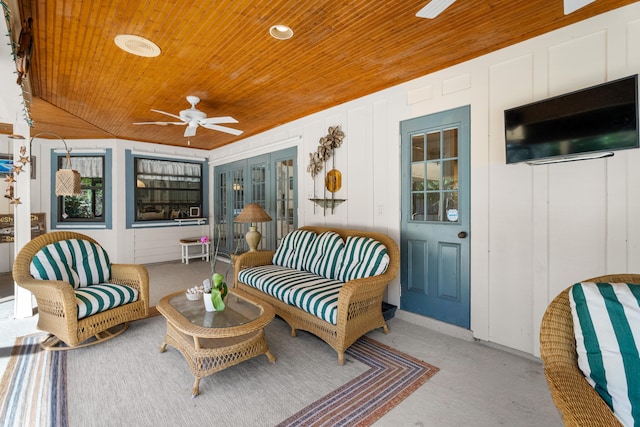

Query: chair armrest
left=13, top=275, right=78, bottom=319
left=110, top=263, right=150, bottom=306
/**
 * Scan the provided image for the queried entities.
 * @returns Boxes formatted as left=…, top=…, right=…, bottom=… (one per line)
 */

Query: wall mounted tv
left=504, top=75, right=639, bottom=164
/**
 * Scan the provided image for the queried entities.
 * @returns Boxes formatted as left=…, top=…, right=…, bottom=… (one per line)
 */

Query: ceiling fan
left=416, top=0, right=594, bottom=18
left=133, top=96, right=243, bottom=137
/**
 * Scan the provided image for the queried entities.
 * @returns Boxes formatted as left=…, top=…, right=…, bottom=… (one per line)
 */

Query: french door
left=214, top=147, right=297, bottom=255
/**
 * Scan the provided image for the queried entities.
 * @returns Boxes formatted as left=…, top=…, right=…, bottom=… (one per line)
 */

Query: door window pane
left=411, top=134, right=424, bottom=162
left=442, top=160, right=458, bottom=190
left=426, top=132, right=441, bottom=160
left=443, top=128, right=458, bottom=158
left=411, top=163, right=425, bottom=191
left=411, top=193, right=425, bottom=221
left=426, top=161, right=441, bottom=191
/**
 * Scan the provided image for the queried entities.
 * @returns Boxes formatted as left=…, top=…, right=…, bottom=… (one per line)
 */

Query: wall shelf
left=309, top=198, right=346, bottom=215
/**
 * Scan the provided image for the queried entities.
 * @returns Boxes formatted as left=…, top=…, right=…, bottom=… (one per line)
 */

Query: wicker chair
left=13, top=231, right=150, bottom=349
left=539, top=274, right=640, bottom=427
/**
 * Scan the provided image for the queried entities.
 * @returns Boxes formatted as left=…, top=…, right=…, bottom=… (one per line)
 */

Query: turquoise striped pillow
left=570, top=282, right=640, bottom=426
left=338, top=236, right=389, bottom=282
left=30, top=241, right=81, bottom=288
left=303, top=231, right=345, bottom=280
left=272, top=230, right=316, bottom=270
left=66, top=239, right=111, bottom=286
left=75, top=283, right=138, bottom=319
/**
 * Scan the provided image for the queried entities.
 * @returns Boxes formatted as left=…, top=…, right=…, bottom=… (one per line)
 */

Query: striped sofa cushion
left=338, top=236, right=390, bottom=282
left=570, top=282, right=640, bottom=426
left=303, top=231, right=345, bottom=280
left=67, top=239, right=111, bottom=286
left=75, top=283, right=139, bottom=319
left=272, top=230, right=317, bottom=270
left=238, top=265, right=343, bottom=324
left=30, top=241, right=81, bottom=288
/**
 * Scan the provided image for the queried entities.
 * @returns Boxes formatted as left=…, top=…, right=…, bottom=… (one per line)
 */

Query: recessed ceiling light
left=269, top=25, right=293, bottom=40
left=114, top=34, right=161, bottom=57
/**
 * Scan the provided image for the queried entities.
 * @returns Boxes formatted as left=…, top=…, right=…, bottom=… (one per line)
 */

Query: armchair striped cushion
left=570, top=282, right=640, bottom=426
left=30, top=240, right=81, bottom=288
left=75, top=283, right=139, bottom=319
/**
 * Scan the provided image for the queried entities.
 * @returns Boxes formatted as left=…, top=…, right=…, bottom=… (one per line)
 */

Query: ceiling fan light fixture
left=270, top=25, right=293, bottom=40
left=114, top=34, right=161, bottom=57
left=416, top=0, right=457, bottom=19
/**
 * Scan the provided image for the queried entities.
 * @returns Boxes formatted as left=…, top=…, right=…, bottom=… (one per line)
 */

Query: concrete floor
left=0, top=261, right=563, bottom=426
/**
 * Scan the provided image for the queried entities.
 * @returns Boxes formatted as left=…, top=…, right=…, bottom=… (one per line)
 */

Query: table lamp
left=234, top=203, right=272, bottom=251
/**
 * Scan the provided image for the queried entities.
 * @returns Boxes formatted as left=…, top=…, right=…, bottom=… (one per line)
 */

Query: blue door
left=400, top=106, right=471, bottom=328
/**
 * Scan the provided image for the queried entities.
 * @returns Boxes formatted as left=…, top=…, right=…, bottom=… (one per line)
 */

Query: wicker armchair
left=13, top=231, right=150, bottom=349
left=539, top=274, right=640, bottom=426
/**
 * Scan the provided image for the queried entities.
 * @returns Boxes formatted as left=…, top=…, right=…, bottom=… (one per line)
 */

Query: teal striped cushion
left=287, top=280, right=342, bottom=325
left=66, top=239, right=111, bottom=286
left=302, top=231, right=345, bottom=280
left=570, top=282, right=640, bottom=426
left=30, top=241, right=81, bottom=288
left=272, top=230, right=317, bottom=270
left=338, top=236, right=390, bottom=282
left=238, top=265, right=343, bottom=324
left=75, top=283, right=139, bottom=319
left=30, top=239, right=111, bottom=289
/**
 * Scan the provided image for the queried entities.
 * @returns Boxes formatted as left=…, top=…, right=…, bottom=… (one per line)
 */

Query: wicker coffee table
left=157, top=289, right=276, bottom=397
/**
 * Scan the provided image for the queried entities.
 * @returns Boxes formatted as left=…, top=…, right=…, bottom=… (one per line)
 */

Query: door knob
left=458, top=231, right=468, bottom=238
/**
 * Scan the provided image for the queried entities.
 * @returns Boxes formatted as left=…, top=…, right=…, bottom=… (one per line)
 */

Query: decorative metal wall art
left=307, top=125, right=346, bottom=215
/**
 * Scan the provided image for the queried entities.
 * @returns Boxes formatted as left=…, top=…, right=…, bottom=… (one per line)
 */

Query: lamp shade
left=234, top=203, right=272, bottom=223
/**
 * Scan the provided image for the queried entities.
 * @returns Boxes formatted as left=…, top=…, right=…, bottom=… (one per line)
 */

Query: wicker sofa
left=234, top=226, right=399, bottom=365
left=13, top=231, right=150, bottom=349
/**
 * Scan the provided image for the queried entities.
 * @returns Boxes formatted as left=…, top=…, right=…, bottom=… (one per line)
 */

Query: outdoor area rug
left=277, top=336, right=439, bottom=427
left=0, top=333, right=67, bottom=427
left=0, top=316, right=438, bottom=426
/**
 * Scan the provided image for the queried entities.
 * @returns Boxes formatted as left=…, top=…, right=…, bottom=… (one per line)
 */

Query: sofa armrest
left=336, top=275, right=389, bottom=325
left=233, top=250, right=275, bottom=288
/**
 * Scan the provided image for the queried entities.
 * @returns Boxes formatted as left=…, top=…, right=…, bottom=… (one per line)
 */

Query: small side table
left=179, top=239, right=210, bottom=264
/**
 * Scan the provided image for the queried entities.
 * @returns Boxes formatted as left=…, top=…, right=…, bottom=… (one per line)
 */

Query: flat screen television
left=504, top=75, right=639, bottom=164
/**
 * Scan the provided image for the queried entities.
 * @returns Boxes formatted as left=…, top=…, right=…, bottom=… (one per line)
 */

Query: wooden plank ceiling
left=14, top=0, right=636, bottom=150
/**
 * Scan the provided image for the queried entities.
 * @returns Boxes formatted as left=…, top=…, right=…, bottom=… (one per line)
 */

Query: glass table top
left=168, top=292, right=263, bottom=329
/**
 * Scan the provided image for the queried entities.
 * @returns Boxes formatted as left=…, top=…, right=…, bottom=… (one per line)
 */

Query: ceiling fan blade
left=416, top=0, right=456, bottom=19
left=151, top=109, right=184, bottom=121
left=563, top=0, right=595, bottom=14
left=184, top=125, right=198, bottom=137
left=200, top=116, right=239, bottom=125
left=201, top=123, right=244, bottom=136
left=133, top=121, right=186, bottom=126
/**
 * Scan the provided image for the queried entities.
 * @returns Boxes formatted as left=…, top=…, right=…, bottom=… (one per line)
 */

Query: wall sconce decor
left=234, top=203, right=272, bottom=251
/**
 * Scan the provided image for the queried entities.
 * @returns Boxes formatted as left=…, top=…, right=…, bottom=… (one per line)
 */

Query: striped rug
left=0, top=334, right=67, bottom=427
left=277, top=336, right=439, bottom=426
left=0, top=332, right=437, bottom=426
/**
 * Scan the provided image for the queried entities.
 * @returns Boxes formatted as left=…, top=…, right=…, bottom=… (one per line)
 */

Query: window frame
left=50, top=149, right=112, bottom=230
left=126, top=150, right=209, bottom=228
